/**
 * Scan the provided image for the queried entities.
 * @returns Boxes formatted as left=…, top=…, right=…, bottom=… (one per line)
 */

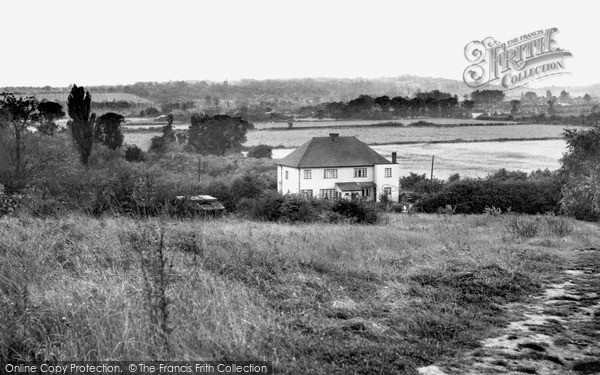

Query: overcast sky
left=0, top=0, right=595, bottom=87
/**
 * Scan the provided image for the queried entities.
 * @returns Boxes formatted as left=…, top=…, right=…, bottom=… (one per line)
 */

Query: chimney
left=329, top=133, right=339, bottom=141
left=392, top=152, right=397, bottom=164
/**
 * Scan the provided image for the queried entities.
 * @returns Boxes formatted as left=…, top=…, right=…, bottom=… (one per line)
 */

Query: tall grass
left=0, top=213, right=597, bottom=373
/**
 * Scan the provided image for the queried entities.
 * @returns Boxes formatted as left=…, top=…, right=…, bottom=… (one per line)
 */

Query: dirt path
left=418, top=247, right=600, bottom=375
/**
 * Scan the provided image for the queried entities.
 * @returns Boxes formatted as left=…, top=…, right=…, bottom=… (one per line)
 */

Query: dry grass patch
left=0, top=213, right=598, bottom=374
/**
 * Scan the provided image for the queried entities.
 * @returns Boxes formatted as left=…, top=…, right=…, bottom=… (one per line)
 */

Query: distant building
left=276, top=134, right=400, bottom=202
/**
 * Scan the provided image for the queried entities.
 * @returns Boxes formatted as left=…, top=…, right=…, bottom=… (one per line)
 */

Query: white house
left=276, top=133, right=400, bottom=202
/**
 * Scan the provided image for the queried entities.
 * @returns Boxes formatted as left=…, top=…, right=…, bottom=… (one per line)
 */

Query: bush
left=0, top=184, right=23, bottom=217
left=237, top=191, right=285, bottom=221
left=417, top=178, right=561, bottom=215
left=332, top=199, right=380, bottom=224
left=506, top=215, right=540, bottom=239
left=143, top=107, right=161, bottom=117
left=278, top=195, right=319, bottom=223
left=125, top=145, right=145, bottom=162
left=247, top=144, right=272, bottom=159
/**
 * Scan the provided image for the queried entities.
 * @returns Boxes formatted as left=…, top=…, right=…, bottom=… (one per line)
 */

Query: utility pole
left=430, top=155, right=435, bottom=180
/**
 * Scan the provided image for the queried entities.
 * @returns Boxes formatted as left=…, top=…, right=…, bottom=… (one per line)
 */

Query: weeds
left=484, top=206, right=502, bottom=216
left=506, top=215, right=540, bottom=239
left=0, top=213, right=596, bottom=373
left=129, top=226, right=174, bottom=358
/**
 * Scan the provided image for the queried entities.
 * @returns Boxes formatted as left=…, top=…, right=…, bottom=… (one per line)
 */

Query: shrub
left=545, top=216, right=574, bottom=237
left=278, top=195, right=319, bottom=223
left=560, top=124, right=600, bottom=221
left=506, top=215, right=540, bottom=239
left=125, top=145, right=145, bottom=162
left=0, top=184, right=23, bottom=217
left=144, top=107, right=161, bottom=117
left=247, top=144, right=273, bottom=159
left=332, top=199, right=380, bottom=224
left=484, top=206, right=502, bottom=216
left=231, top=173, right=266, bottom=201
left=437, top=204, right=456, bottom=215
left=237, top=191, right=285, bottom=221
left=417, top=179, right=561, bottom=215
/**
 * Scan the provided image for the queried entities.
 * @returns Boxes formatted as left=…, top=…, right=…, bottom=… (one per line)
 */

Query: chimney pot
left=392, top=152, right=397, bottom=164
left=329, top=133, right=339, bottom=140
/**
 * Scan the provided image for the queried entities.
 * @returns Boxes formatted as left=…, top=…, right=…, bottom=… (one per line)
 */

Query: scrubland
left=2, top=212, right=597, bottom=374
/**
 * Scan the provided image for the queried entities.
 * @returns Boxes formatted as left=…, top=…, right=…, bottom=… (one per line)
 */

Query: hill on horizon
left=3, top=76, right=599, bottom=107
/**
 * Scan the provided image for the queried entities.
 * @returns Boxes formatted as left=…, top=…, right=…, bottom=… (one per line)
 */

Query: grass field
left=123, top=123, right=579, bottom=152
left=252, top=118, right=518, bottom=130
left=246, top=124, right=580, bottom=148
left=1, top=213, right=598, bottom=374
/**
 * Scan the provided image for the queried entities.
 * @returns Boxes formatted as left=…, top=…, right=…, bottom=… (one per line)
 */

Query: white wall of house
left=298, top=166, right=374, bottom=196
left=278, top=164, right=401, bottom=202
left=374, top=163, right=400, bottom=202
left=278, top=165, right=301, bottom=195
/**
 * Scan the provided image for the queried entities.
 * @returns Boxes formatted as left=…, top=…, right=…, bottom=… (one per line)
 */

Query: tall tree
left=67, top=85, right=95, bottom=164
left=94, top=112, right=125, bottom=150
left=0, top=93, right=39, bottom=175
left=38, top=101, right=65, bottom=136
left=188, top=114, right=253, bottom=155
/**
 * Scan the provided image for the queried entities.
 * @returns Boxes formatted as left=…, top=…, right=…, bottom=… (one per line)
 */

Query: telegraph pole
left=430, top=156, right=435, bottom=180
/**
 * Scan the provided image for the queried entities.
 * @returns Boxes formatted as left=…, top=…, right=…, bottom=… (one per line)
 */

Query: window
left=383, top=187, right=392, bottom=196
left=285, top=170, right=289, bottom=180
left=320, top=189, right=336, bottom=199
left=324, top=169, right=338, bottom=179
left=354, top=168, right=367, bottom=178
left=303, top=169, right=312, bottom=179
left=362, top=188, right=370, bottom=198
left=300, top=189, right=313, bottom=198
left=385, top=168, right=392, bottom=178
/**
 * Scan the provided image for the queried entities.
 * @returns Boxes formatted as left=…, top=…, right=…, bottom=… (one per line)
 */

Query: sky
left=0, top=0, right=596, bottom=88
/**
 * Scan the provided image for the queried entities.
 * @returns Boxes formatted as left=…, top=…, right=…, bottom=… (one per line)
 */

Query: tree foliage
left=0, top=92, right=39, bottom=176
left=37, top=101, right=65, bottom=136
left=188, top=114, right=253, bottom=155
left=247, top=144, right=272, bottom=159
left=67, top=85, right=95, bottom=164
left=560, top=124, right=600, bottom=221
left=94, top=112, right=124, bottom=150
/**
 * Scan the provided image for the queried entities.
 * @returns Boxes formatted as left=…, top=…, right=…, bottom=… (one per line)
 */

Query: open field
left=246, top=124, right=581, bottom=148
left=124, top=123, right=579, bottom=152
left=252, top=118, right=518, bottom=130
left=1, top=213, right=598, bottom=374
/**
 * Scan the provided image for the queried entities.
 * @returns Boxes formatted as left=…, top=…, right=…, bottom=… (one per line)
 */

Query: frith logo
left=463, top=28, right=572, bottom=90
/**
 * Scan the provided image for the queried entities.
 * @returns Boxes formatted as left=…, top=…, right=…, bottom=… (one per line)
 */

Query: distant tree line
left=297, top=90, right=468, bottom=120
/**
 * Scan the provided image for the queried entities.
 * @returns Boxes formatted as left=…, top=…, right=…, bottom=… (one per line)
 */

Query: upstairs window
left=303, top=169, right=312, bottom=179
left=285, top=170, right=289, bottom=180
left=385, top=168, right=392, bottom=178
left=324, top=169, right=338, bottom=179
left=354, top=168, right=367, bottom=178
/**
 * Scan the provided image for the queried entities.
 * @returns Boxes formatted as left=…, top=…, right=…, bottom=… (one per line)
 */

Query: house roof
left=276, top=135, right=392, bottom=168
left=335, top=182, right=362, bottom=191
